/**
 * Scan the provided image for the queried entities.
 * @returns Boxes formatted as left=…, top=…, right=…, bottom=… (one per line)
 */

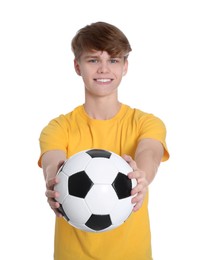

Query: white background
left=0, top=0, right=201, bottom=259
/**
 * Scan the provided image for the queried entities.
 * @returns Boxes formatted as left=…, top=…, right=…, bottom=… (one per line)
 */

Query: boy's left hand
left=122, top=154, right=149, bottom=212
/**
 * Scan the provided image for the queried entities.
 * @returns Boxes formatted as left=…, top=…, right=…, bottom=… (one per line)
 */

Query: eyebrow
left=83, top=55, right=122, bottom=59
left=83, top=55, right=100, bottom=59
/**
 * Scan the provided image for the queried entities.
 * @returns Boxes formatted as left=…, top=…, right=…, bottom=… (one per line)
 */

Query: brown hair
left=71, top=21, right=132, bottom=60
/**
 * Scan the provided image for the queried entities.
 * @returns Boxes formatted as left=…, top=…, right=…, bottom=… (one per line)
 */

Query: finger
left=47, top=196, right=63, bottom=218
left=131, top=191, right=144, bottom=204
left=128, top=170, right=142, bottom=180
left=48, top=198, right=60, bottom=209
left=53, top=208, right=63, bottom=218
left=57, top=160, right=65, bottom=171
left=48, top=197, right=63, bottom=217
left=55, top=210, right=63, bottom=218
left=45, top=189, right=59, bottom=199
left=50, top=203, right=63, bottom=218
left=46, top=177, right=59, bottom=190
left=131, top=183, right=144, bottom=195
left=132, top=200, right=143, bottom=212
left=122, top=154, right=137, bottom=171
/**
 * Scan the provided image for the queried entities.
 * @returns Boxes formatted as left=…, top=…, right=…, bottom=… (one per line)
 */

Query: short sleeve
left=137, top=113, right=169, bottom=162
left=38, top=115, right=69, bottom=167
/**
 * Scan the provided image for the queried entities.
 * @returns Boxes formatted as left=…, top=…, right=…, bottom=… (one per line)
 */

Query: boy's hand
left=122, top=154, right=149, bottom=212
left=45, top=177, right=63, bottom=217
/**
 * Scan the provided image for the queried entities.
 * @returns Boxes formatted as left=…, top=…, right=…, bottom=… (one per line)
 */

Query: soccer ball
left=54, top=149, right=137, bottom=232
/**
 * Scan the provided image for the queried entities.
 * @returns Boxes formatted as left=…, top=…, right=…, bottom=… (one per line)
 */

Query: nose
left=97, top=61, right=110, bottom=74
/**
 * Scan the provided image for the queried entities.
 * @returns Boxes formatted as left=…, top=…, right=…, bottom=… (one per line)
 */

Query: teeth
left=96, top=79, right=111, bottom=82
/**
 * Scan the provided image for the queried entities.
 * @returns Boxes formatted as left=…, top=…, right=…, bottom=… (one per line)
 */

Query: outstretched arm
left=42, top=150, right=66, bottom=217
left=123, top=138, right=164, bottom=212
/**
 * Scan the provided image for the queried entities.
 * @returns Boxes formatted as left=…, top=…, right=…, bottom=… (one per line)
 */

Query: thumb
left=122, top=154, right=137, bottom=171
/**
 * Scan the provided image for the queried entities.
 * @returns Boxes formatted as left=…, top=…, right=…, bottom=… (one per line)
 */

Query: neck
left=84, top=97, right=121, bottom=120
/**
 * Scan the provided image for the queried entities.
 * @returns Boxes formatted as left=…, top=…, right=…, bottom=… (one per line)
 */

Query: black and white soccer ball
left=54, top=149, right=137, bottom=233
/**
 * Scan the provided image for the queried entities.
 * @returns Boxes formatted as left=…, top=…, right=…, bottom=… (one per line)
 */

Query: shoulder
left=124, top=105, right=165, bottom=125
left=46, top=105, right=83, bottom=127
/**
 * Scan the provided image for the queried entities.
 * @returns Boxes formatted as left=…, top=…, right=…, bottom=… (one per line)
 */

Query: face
left=74, top=50, right=128, bottom=98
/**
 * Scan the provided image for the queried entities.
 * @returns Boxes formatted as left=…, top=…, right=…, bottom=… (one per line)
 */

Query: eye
left=110, top=59, right=119, bottom=64
left=88, top=59, right=98, bottom=63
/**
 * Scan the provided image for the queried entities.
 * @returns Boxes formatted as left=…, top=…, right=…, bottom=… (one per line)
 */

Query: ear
left=122, top=59, right=128, bottom=76
left=74, top=59, right=81, bottom=76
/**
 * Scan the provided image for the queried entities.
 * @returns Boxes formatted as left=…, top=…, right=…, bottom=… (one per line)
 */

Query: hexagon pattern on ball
left=54, top=149, right=137, bottom=232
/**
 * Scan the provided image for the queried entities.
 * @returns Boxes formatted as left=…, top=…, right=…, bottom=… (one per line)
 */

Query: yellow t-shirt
left=38, top=104, right=169, bottom=260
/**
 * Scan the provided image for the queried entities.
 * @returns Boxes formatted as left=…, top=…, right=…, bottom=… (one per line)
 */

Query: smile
left=95, top=79, right=113, bottom=83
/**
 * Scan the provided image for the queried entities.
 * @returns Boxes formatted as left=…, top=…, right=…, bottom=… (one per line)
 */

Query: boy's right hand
left=41, top=151, right=66, bottom=217
left=45, top=176, right=63, bottom=217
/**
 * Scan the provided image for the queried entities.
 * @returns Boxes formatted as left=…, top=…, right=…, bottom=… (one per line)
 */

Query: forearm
left=42, top=150, right=66, bottom=181
left=134, top=150, right=160, bottom=184
left=134, top=139, right=164, bottom=184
